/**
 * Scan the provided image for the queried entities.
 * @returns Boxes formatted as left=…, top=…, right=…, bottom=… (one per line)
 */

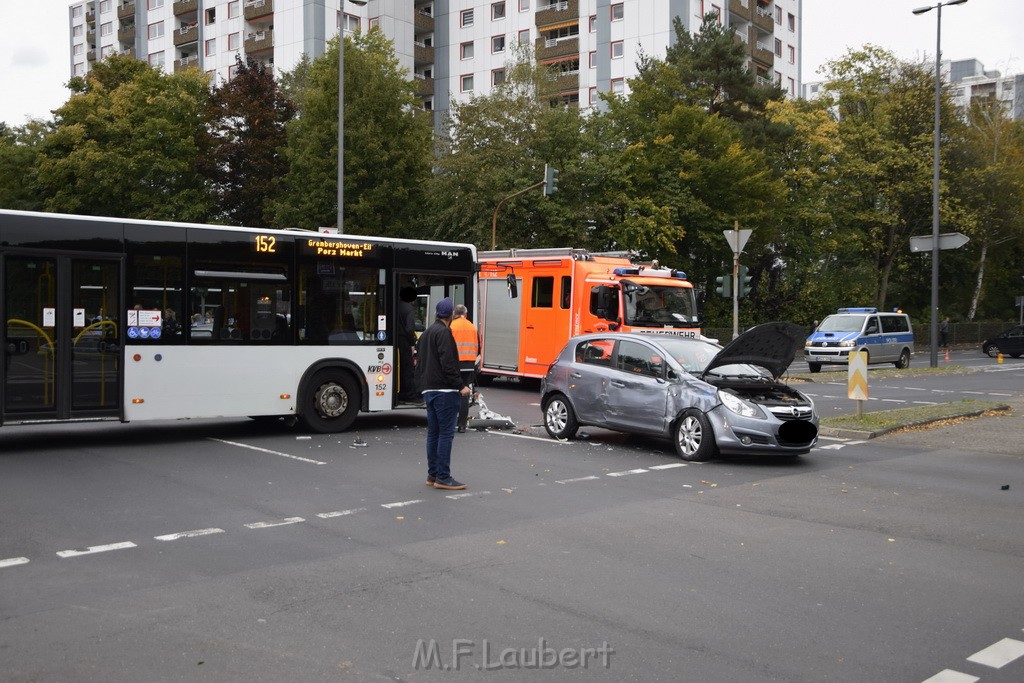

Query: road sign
left=848, top=350, right=868, bottom=401
left=723, top=229, right=752, bottom=255
left=909, top=232, right=969, bottom=252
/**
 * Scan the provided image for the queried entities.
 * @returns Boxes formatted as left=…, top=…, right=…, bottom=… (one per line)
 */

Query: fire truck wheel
left=543, top=394, right=579, bottom=440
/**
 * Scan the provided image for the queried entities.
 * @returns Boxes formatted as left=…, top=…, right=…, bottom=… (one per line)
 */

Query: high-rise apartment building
left=69, top=1, right=802, bottom=123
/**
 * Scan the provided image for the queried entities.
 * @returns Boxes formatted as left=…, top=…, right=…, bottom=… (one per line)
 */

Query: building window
left=788, top=77, right=795, bottom=96
left=205, top=8, right=215, bottom=24
left=589, top=87, right=597, bottom=105
left=461, top=9, right=474, bottom=27
left=788, top=45, right=795, bottom=64
left=423, top=98, right=433, bottom=111
left=205, top=38, right=216, bottom=56
left=461, top=74, right=474, bottom=93
left=611, top=78, right=624, bottom=95
left=461, top=41, right=474, bottom=59
left=492, top=68, right=506, bottom=86
left=774, top=38, right=782, bottom=57
left=228, top=1, right=240, bottom=19
left=147, top=0, right=164, bottom=9
left=74, top=62, right=86, bottom=76
left=100, top=22, right=113, bottom=36
left=492, top=2, right=505, bottom=20
left=99, top=0, right=111, bottom=13
left=343, top=13, right=359, bottom=33
left=611, top=3, right=623, bottom=21
left=519, top=0, right=529, bottom=10
left=72, top=5, right=83, bottom=19
left=228, top=32, right=240, bottom=51
left=73, top=43, right=84, bottom=56
left=228, top=64, right=239, bottom=81
left=102, top=45, right=117, bottom=58
left=589, top=51, right=596, bottom=68
left=774, top=70, right=782, bottom=85
left=73, top=25, right=84, bottom=37
left=788, top=13, right=796, bottom=32
left=611, top=41, right=623, bottom=59
left=369, top=16, right=380, bottom=29
left=711, top=4, right=721, bottom=24
left=148, top=51, right=165, bottom=68
left=518, top=28, right=530, bottom=45
left=775, top=6, right=782, bottom=24
left=148, top=21, right=164, bottom=40
left=589, top=15, right=596, bottom=32
left=492, top=35, right=506, bottom=53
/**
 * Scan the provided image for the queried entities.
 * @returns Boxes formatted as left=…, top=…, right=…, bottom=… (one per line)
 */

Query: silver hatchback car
left=540, top=323, right=819, bottom=461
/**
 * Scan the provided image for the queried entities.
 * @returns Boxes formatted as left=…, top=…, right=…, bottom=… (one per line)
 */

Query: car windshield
left=817, top=315, right=864, bottom=333
left=654, top=337, right=770, bottom=378
left=624, top=284, right=698, bottom=327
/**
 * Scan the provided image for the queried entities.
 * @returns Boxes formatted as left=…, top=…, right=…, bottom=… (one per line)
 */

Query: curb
left=818, top=404, right=1010, bottom=440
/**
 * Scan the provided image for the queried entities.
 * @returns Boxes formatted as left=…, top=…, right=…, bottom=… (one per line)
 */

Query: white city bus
left=0, top=209, right=476, bottom=432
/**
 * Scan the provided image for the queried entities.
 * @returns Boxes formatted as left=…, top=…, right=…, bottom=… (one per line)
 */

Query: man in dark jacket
left=396, top=287, right=419, bottom=402
left=414, top=297, right=471, bottom=490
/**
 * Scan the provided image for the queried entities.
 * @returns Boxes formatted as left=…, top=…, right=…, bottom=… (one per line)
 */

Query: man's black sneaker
left=433, top=477, right=466, bottom=490
left=425, top=475, right=436, bottom=486
left=457, top=426, right=467, bottom=433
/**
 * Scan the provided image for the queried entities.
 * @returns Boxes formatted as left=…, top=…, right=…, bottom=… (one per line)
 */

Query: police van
left=804, top=308, right=914, bottom=373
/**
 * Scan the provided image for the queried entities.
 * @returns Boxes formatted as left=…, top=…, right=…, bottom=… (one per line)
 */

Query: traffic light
left=543, top=164, right=559, bottom=196
left=715, top=275, right=731, bottom=298
left=739, top=265, right=753, bottom=298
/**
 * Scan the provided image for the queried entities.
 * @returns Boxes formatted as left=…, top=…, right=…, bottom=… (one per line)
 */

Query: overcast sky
left=0, top=0, right=1021, bottom=126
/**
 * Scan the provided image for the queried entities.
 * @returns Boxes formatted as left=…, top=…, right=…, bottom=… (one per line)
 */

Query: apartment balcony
left=243, top=0, right=273, bottom=22
left=87, top=49, right=98, bottom=62
left=752, top=40, right=774, bottom=68
left=535, top=0, right=578, bottom=30
left=414, top=42, right=434, bottom=66
left=87, top=29, right=96, bottom=44
left=118, top=46, right=136, bottom=59
left=86, top=9, right=96, bottom=24
left=173, top=0, right=198, bottom=16
left=118, top=25, right=136, bottom=43
left=414, top=9, right=433, bottom=33
left=535, top=36, right=578, bottom=62
left=117, top=1, right=136, bottom=20
left=728, top=0, right=751, bottom=18
left=174, top=54, right=201, bottom=72
left=541, top=71, right=579, bottom=96
left=173, top=22, right=199, bottom=46
left=753, top=2, right=774, bottom=32
left=415, top=76, right=434, bottom=97
left=244, top=28, right=274, bottom=54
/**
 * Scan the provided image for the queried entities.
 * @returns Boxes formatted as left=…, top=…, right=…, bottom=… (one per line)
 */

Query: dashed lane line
left=56, top=542, right=137, bottom=559
left=317, top=507, right=368, bottom=519
left=381, top=499, right=424, bottom=509
left=154, top=528, right=225, bottom=541
left=921, top=670, right=978, bottom=683
left=965, top=637, right=1024, bottom=669
left=244, top=517, right=305, bottom=529
left=0, top=557, right=30, bottom=569
left=606, top=468, right=648, bottom=477
left=445, top=491, right=491, bottom=500
left=556, top=475, right=600, bottom=484
left=208, top=438, right=326, bottom=465
left=649, top=463, right=688, bottom=470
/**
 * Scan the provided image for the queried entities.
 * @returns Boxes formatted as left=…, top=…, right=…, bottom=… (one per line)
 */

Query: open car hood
left=701, top=322, right=805, bottom=380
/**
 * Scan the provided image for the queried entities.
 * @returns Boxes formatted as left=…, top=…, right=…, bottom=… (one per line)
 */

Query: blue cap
left=436, top=297, right=454, bottom=318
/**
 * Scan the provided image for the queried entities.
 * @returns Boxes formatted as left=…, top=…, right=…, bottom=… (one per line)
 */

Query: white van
left=804, top=308, right=914, bottom=373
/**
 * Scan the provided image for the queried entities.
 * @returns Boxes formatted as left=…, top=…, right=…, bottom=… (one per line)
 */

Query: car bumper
left=707, top=405, right=818, bottom=455
left=805, top=348, right=854, bottom=363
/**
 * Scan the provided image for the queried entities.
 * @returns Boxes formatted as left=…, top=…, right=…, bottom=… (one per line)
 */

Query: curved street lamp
left=912, top=0, right=967, bottom=367
left=338, top=0, right=368, bottom=234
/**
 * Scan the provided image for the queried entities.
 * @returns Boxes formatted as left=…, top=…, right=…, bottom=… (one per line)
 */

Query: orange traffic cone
left=944, top=347, right=950, bottom=362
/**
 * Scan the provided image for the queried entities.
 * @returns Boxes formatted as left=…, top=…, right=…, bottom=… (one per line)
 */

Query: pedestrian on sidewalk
left=940, top=317, right=950, bottom=348
left=450, top=304, right=480, bottom=433
left=415, top=297, right=472, bottom=490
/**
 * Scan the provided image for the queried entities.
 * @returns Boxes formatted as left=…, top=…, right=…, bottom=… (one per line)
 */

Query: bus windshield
left=624, top=284, right=698, bottom=327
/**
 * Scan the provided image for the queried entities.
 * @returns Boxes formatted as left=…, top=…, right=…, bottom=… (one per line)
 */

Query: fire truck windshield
left=624, top=284, right=697, bottom=327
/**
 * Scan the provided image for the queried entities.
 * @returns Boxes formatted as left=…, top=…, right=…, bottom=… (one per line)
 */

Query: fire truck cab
left=477, top=248, right=701, bottom=383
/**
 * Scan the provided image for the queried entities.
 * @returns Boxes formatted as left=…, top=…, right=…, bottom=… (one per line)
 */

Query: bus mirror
left=506, top=274, right=518, bottom=299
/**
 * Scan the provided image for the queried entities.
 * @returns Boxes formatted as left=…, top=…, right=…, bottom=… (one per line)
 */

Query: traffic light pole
left=491, top=180, right=545, bottom=250
left=732, top=250, right=740, bottom=340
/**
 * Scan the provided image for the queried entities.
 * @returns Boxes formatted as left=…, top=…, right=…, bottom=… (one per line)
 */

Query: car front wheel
left=894, top=349, right=911, bottom=369
left=983, top=344, right=999, bottom=358
left=543, top=394, right=579, bottom=440
left=674, top=409, right=717, bottom=462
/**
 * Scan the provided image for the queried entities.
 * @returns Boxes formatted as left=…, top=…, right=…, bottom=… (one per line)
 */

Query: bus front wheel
left=300, top=370, right=360, bottom=433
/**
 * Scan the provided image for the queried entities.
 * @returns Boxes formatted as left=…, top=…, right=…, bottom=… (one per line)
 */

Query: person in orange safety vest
left=450, top=304, right=480, bottom=433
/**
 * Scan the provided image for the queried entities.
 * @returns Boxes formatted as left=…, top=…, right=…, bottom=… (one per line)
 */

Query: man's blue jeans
left=424, top=390, right=461, bottom=480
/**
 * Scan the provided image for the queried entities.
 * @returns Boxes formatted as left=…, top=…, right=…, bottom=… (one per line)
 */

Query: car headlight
left=839, top=340, right=855, bottom=347
left=718, top=390, right=761, bottom=418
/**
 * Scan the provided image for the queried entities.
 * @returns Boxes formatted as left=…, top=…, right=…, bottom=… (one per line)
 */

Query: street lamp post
left=912, top=0, right=967, bottom=368
left=338, top=0, right=368, bottom=234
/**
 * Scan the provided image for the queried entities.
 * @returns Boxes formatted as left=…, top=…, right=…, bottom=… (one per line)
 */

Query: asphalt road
left=1, top=356, right=1022, bottom=682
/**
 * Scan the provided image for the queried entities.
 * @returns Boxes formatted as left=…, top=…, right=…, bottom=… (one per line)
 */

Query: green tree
left=0, top=120, right=50, bottom=211
left=207, top=55, right=295, bottom=228
left=273, top=30, right=433, bottom=236
left=35, top=55, right=214, bottom=221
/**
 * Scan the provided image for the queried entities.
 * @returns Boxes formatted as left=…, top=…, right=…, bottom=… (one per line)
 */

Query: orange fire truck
left=476, top=248, right=702, bottom=383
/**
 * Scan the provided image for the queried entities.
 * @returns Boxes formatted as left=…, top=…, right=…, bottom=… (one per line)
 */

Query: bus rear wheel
left=300, top=370, right=360, bottom=433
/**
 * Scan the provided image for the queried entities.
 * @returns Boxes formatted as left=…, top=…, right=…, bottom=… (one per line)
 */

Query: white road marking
left=0, top=557, right=30, bottom=569
left=961, top=391, right=985, bottom=395
left=987, top=392, right=1014, bottom=396
left=208, top=438, right=326, bottom=465
left=57, top=541, right=137, bottom=558
left=496, top=431, right=569, bottom=443
left=882, top=399, right=906, bottom=403
left=445, top=491, right=491, bottom=500
left=921, top=670, right=978, bottom=683
left=607, top=469, right=648, bottom=477
left=381, top=499, right=423, bottom=509
left=965, top=637, right=1024, bottom=669
left=913, top=401, right=940, bottom=405
left=649, top=463, right=687, bottom=470
left=154, top=528, right=224, bottom=541
left=317, top=507, right=367, bottom=518
left=556, top=475, right=600, bottom=484
left=244, top=517, right=305, bottom=529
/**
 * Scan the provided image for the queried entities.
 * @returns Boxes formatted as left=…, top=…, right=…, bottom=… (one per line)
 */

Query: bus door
left=3, top=254, right=122, bottom=423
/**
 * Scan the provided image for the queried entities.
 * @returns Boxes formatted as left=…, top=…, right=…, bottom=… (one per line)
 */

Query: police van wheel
left=300, top=370, right=360, bottom=433
left=894, top=349, right=911, bottom=369
left=807, top=362, right=821, bottom=373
